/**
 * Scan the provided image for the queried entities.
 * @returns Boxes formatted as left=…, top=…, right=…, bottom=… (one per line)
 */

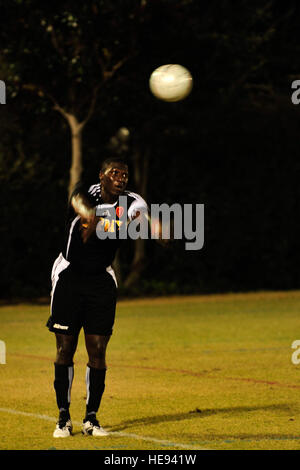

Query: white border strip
left=66, top=215, right=80, bottom=259
left=0, top=407, right=208, bottom=450
left=50, top=253, right=70, bottom=315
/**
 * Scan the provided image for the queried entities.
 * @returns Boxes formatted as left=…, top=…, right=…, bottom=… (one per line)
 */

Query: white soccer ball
left=149, top=64, right=193, bottom=102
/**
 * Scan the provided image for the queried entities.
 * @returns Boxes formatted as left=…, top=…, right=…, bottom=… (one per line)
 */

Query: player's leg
left=81, top=270, right=117, bottom=436
left=82, top=334, right=111, bottom=436
left=54, top=332, right=78, bottom=409
left=47, top=263, right=82, bottom=437
left=53, top=333, right=78, bottom=437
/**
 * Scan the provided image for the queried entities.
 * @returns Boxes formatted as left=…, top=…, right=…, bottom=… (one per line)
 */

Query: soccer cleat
left=53, top=413, right=73, bottom=438
left=82, top=416, right=109, bottom=436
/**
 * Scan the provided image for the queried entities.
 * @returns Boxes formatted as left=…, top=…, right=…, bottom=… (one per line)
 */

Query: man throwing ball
left=47, top=157, right=148, bottom=437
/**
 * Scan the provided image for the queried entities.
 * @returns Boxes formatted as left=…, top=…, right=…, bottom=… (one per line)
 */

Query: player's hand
left=71, top=193, right=97, bottom=243
left=71, top=193, right=96, bottom=219
left=150, top=217, right=174, bottom=247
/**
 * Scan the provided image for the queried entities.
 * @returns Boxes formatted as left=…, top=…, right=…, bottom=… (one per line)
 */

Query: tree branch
left=48, top=25, right=65, bottom=60
left=102, top=55, right=131, bottom=82
left=81, top=84, right=100, bottom=127
left=22, top=83, right=85, bottom=131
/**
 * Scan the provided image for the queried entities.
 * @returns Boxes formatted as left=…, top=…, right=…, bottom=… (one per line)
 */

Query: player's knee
left=88, top=356, right=106, bottom=369
left=85, top=335, right=110, bottom=369
left=55, top=334, right=77, bottom=365
left=56, top=345, right=74, bottom=365
left=88, top=341, right=106, bottom=367
left=92, top=342, right=106, bottom=359
left=88, top=343, right=106, bottom=369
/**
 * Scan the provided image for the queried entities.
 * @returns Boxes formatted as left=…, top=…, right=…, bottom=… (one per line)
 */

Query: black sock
left=85, top=366, right=106, bottom=417
left=54, top=363, right=74, bottom=414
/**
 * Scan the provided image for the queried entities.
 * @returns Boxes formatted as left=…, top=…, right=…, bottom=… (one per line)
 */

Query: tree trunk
left=67, top=114, right=84, bottom=198
left=123, top=238, right=146, bottom=288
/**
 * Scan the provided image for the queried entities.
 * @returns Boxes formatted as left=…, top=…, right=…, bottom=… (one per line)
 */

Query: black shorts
left=47, top=254, right=117, bottom=336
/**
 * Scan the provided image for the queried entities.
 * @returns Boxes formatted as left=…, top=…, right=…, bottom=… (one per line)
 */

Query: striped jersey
left=62, top=182, right=148, bottom=275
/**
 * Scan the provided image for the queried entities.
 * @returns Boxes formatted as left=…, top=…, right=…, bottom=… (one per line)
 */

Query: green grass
left=1, top=291, right=300, bottom=450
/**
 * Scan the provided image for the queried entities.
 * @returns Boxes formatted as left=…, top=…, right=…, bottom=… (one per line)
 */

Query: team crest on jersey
left=116, top=206, right=124, bottom=218
left=93, top=203, right=126, bottom=236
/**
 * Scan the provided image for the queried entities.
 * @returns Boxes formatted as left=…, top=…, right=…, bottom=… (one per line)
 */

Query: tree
left=1, top=0, right=145, bottom=197
left=1, top=0, right=300, bottom=298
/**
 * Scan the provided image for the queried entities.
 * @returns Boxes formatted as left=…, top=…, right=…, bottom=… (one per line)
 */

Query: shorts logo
left=53, top=323, right=69, bottom=330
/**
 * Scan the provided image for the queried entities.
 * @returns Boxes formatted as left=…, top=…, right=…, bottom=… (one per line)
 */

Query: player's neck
left=101, top=189, right=118, bottom=204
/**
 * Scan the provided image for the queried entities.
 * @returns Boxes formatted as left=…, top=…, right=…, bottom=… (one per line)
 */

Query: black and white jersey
left=61, top=182, right=148, bottom=276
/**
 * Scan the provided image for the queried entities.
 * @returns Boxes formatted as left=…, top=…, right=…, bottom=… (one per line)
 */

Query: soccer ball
left=149, top=64, right=193, bottom=102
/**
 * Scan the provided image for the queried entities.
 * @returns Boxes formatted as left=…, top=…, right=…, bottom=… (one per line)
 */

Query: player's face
left=100, top=162, right=129, bottom=198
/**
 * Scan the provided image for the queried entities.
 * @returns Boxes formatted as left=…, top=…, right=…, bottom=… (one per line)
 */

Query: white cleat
left=82, top=418, right=109, bottom=437
left=53, top=418, right=72, bottom=438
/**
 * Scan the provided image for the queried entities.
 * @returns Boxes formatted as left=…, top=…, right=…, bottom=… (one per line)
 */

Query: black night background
left=0, top=0, right=299, bottom=300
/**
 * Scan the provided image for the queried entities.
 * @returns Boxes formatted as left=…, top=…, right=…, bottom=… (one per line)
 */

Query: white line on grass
left=0, top=407, right=208, bottom=450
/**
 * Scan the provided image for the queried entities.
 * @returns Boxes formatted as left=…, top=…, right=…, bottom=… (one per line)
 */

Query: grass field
left=1, top=290, right=300, bottom=451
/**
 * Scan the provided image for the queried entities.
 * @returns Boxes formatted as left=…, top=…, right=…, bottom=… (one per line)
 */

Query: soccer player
left=47, top=157, right=149, bottom=438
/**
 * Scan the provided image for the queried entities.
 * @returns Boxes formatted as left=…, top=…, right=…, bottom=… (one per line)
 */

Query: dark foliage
left=0, top=0, right=300, bottom=298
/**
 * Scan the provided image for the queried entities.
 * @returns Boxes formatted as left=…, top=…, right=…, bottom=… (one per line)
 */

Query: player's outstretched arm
left=148, top=214, right=173, bottom=247
left=71, top=192, right=96, bottom=220
left=70, top=186, right=97, bottom=243
left=131, top=211, right=172, bottom=247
